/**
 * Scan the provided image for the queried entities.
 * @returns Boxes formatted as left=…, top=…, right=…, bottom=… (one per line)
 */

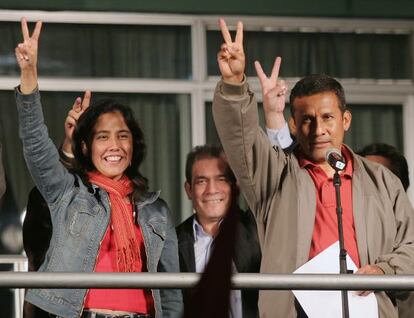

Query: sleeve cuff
left=61, top=149, right=75, bottom=159
left=375, top=262, right=394, bottom=275
left=266, top=122, right=293, bottom=149
left=220, top=75, right=248, bottom=97
left=14, top=85, right=39, bottom=96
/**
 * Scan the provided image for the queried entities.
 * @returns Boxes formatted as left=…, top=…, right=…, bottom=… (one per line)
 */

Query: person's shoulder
left=176, top=215, right=195, bottom=240
left=353, top=153, right=405, bottom=196
left=176, top=215, right=194, bottom=231
left=137, top=191, right=162, bottom=208
left=239, top=208, right=254, bottom=221
left=355, top=153, right=399, bottom=181
left=237, top=208, right=258, bottom=230
left=138, top=193, right=178, bottom=224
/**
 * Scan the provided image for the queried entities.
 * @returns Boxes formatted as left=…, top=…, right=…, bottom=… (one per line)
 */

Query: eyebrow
left=94, top=129, right=131, bottom=134
left=193, top=174, right=228, bottom=180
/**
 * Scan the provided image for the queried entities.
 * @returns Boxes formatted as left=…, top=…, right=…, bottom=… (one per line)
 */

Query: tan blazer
left=212, top=79, right=414, bottom=318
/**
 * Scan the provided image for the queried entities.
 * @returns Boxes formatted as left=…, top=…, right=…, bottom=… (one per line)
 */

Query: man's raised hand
left=255, top=57, right=287, bottom=113
left=217, top=19, right=245, bottom=84
left=255, top=57, right=288, bottom=129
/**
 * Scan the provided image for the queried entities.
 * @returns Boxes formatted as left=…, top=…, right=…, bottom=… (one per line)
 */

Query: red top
left=299, top=147, right=360, bottom=267
left=84, top=203, right=154, bottom=314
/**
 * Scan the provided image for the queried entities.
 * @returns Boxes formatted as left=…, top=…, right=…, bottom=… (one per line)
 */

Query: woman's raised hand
left=15, top=18, right=42, bottom=94
left=62, top=91, right=92, bottom=156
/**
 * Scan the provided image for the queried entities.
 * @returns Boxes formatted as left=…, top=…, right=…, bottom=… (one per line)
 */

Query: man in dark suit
left=176, top=145, right=261, bottom=318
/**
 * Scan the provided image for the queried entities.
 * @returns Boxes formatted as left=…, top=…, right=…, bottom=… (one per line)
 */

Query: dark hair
left=185, top=144, right=236, bottom=186
left=289, top=74, right=347, bottom=116
left=72, top=99, right=148, bottom=198
left=358, top=143, right=410, bottom=191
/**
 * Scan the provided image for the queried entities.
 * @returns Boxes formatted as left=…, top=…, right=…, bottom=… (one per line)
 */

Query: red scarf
left=88, top=172, right=140, bottom=272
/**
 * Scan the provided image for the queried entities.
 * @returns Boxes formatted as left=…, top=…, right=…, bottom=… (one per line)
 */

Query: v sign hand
left=62, top=91, right=92, bottom=157
left=15, top=18, right=42, bottom=94
left=255, top=57, right=288, bottom=130
left=217, top=19, right=245, bottom=84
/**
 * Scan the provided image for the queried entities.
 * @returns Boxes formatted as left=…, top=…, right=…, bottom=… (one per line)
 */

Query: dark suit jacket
left=176, top=209, right=261, bottom=318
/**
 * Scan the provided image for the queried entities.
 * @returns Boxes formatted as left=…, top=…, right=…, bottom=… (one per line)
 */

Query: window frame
left=0, top=9, right=413, bottom=205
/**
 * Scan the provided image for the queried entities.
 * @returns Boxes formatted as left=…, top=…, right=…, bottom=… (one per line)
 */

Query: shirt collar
left=193, top=216, right=216, bottom=241
left=297, top=145, right=353, bottom=178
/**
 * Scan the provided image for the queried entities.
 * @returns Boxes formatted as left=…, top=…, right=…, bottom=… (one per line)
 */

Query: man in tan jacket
left=212, top=19, right=414, bottom=318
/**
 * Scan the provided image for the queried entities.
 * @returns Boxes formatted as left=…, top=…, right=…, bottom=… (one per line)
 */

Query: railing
left=2, top=255, right=414, bottom=318
left=3, top=272, right=414, bottom=290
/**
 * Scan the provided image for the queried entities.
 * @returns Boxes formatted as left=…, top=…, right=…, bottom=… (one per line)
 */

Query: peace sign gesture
left=64, top=91, right=91, bottom=141
left=217, top=19, right=245, bottom=84
left=15, top=18, right=42, bottom=94
left=62, top=91, right=92, bottom=156
left=254, top=57, right=288, bottom=129
left=15, top=18, right=42, bottom=70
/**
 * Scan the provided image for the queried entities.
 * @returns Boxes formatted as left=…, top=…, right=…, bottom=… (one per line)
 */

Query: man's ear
left=184, top=181, right=192, bottom=200
left=288, top=116, right=297, bottom=136
left=343, top=110, right=352, bottom=131
left=81, top=141, right=88, bottom=155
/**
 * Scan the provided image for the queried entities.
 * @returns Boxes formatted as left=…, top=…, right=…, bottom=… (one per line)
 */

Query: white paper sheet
left=293, top=241, right=378, bottom=318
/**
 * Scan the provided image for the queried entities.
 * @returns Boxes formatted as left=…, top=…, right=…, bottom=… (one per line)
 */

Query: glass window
left=207, top=30, right=411, bottom=79
left=0, top=22, right=192, bottom=79
left=346, top=103, right=403, bottom=152
left=205, top=102, right=290, bottom=146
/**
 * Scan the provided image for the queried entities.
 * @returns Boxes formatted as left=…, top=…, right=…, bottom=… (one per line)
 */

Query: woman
left=15, top=18, right=182, bottom=318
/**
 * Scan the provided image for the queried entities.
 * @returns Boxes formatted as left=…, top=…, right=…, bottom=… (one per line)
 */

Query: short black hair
left=358, top=143, right=410, bottom=191
left=185, top=144, right=236, bottom=186
left=289, top=74, right=347, bottom=116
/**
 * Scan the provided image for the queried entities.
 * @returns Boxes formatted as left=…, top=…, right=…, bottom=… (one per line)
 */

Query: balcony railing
left=2, top=255, right=414, bottom=318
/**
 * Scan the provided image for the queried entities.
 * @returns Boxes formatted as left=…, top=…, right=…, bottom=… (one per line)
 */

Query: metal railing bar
left=0, top=272, right=414, bottom=290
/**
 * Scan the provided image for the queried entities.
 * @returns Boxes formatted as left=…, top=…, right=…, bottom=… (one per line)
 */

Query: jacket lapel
left=352, top=158, right=369, bottom=267
left=233, top=212, right=249, bottom=272
left=296, top=169, right=317, bottom=268
left=177, top=216, right=197, bottom=272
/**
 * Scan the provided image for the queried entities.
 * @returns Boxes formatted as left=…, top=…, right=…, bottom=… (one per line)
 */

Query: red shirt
left=299, top=147, right=360, bottom=267
left=84, top=203, right=154, bottom=314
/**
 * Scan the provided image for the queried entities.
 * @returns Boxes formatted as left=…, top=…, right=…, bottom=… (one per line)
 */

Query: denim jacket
left=15, top=88, right=183, bottom=318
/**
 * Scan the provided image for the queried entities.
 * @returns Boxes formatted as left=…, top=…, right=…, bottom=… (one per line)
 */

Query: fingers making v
left=270, top=56, right=282, bottom=83
left=21, top=18, right=42, bottom=42
left=81, top=91, right=92, bottom=111
left=219, top=19, right=243, bottom=47
left=219, top=18, right=233, bottom=46
left=255, top=57, right=282, bottom=87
